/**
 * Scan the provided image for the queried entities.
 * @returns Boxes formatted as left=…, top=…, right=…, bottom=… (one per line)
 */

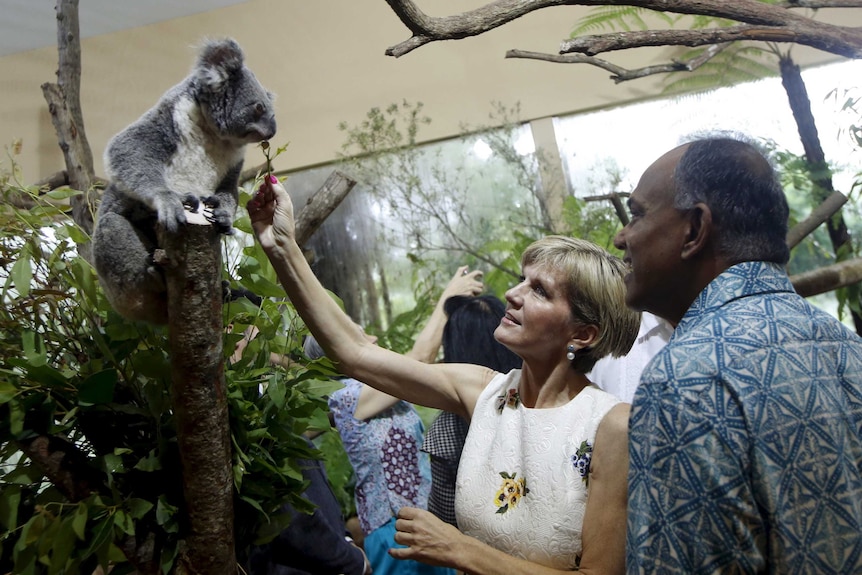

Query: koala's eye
left=254, top=102, right=265, bottom=115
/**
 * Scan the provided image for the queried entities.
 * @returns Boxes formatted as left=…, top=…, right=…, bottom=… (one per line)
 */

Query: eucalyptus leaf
left=72, top=503, right=88, bottom=540
left=10, top=250, right=32, bottom=299
left=77, top=369, right=117, bottom=406
left=0, top=484, right=21, bottom=530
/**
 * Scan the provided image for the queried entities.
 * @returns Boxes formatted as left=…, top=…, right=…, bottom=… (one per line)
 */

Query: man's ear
left=681, top=203, right=712, bottom=260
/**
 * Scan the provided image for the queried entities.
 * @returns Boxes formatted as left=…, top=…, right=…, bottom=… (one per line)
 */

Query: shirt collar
left=678, top=261, right=794, bottom=331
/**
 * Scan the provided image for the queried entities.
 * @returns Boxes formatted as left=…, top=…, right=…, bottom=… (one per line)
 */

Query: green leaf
left=0, top=379, right=17, bottom=404
left=134, top=450, right=161, bottom=472
left=77, top=370, right=117, bottom=406
left=44, top=188, right=80, bottom=201
left=22, top=330, right=47, bottom=367
left=82, top=516, right=114, bottom=560
left=71, top=503, right=88, bottom=540
left=101, top=453, right=125, bottom=475
left=239, top=495, right=265, bottom=514
left=159, top=538, right=179, bottom=574
left=9, top=398, right=24, bottom=436
left=266, top=376, right=286, bottom=409
left=113, top=509, right=135, bottom=536
left=63, top=223, right=90, bottom=245
left=48, top=516, right=76, bottom=575
left=156, top=497, right=178, bottom=526
left=125, top=498, right=154, bottom=520
left=0, top=484, right=21, bottom=530
left=7, top=359, right=68, bottom=388
left=10, top=250, right=32, bottom=298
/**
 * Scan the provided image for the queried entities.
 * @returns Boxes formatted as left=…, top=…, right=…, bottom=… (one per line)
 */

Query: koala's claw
left=182, top=193, right=201, bottom=213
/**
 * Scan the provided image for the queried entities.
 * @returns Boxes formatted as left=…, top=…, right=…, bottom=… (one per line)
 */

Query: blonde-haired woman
left=248, top=178, right=640, bottom=575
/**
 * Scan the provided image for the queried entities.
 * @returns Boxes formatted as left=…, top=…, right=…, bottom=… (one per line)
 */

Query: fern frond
left=688, top=15, right=737, bottom=29
left=661, top=44, right=779, bottom=95
left=570, top=7, right=673, bottom=37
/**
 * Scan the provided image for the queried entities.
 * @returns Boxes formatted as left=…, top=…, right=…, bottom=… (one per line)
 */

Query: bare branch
left=561, top=24, right=862, bottom=58
left=508, top=43, right=729, bottom=82
left=18, top=435, right=102, bottom=502
left=786, top=190, right=848, bottom=248
left=781, top=0, right=862, bottom=6
left=384, top=0, right=571, bottom=57
left=295, top=171, right=357, bottom=247
left=42, top=0, right=98, bottom=236
left=791, top=257, right=862, bottom=297
left=383, top=0, right=862, bottom=59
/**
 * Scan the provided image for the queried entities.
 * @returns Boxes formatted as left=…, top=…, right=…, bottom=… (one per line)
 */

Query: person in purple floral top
left=304, top=268, right=481, bottom=575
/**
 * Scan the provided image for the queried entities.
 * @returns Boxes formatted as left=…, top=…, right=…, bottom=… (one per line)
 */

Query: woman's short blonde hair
left=521, top=235, right=640, bottom=373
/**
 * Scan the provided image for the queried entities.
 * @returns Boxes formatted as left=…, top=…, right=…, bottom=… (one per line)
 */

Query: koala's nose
left=261, top=116, right=277, bottom=140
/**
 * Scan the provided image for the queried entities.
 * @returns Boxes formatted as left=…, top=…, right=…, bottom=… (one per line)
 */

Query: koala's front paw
left=154, top=191, right=189, bottom=233
left=202, top=196, right=235, bottom=235
left=181, top=193, right=201, bottom=213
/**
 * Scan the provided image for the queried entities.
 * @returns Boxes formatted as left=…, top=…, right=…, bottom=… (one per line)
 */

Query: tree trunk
left=158, top=221, right=236, bottom=575
left=779, top=55, right=862, bottom=334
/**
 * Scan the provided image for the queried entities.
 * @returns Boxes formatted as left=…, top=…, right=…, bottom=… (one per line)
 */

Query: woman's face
left=496, top=263, right=577, bottom=364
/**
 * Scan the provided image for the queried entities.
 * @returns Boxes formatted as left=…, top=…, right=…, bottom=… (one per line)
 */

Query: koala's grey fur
left=92, top=38, right=276, bottom=324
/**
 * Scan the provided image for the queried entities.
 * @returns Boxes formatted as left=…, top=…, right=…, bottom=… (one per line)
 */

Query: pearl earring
left=566, top=344, right=576, bottom=361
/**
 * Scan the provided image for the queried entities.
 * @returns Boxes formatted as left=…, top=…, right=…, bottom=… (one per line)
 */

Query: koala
left=92, top=38, right=276, bottom=324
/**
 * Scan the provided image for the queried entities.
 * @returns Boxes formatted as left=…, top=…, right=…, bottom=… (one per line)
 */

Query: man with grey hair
left=615, top=135, right=862, bottom=573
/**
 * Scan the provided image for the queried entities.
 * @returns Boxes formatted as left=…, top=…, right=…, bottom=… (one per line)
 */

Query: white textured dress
left=455, top=369, right=621, bottom=569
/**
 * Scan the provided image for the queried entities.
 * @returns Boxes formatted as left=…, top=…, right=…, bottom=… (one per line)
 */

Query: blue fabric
left=364, top=517, right=456, bottom=575
left=627, top=261, right=862, bottom=574
left=328, top=378, right=433, bottom=535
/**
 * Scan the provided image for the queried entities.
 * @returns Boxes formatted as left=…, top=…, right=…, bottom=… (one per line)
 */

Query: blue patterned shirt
left=627, top=261, right=862, bottom=574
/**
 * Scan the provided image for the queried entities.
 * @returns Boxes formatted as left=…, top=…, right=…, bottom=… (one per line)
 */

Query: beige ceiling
left=0, top=0, right=251, bottom=57
left=2, top=1, right=860, bottom=180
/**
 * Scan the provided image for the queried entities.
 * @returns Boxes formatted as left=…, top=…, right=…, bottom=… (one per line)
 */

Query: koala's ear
left=194, top=38, right=245, bottom=91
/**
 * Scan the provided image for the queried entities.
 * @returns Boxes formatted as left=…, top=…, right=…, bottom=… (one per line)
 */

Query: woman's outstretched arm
left=246, top=178, right=489, bottom=418
left=355, top=266, right=484, bottom=421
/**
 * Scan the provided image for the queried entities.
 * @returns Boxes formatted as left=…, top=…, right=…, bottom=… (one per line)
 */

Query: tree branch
left=560, top=24, right=862, bottom=59
left=295, top=171, right=357, bottom=247
left=158, top=221, right=237, bottom=575
left=791, top=257, right=862, bottom=297
left=42, top=0, right=98, bottom=237
left=17, top=435, right=102, bottom=503
left=383, top=0, right=862, bottom=59
left=507, top=43, right=729, bottom=82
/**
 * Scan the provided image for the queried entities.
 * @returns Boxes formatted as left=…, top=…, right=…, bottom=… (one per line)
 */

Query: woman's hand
left=391, top=507, right=463, bottom=569
left=442, top=265, right=484, bottom=301
left=246, top=175, right=296, bottom=253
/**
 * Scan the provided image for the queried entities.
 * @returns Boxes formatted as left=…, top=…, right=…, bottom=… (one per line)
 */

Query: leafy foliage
left=570, top=5, right=781, bottom=95
left=661, top=45, right=779, bottom=95
left=570, top=7, right=673, bottom=36
left=0, top=149, right=343, bottom=574
left=334, top=101, right=623, bottom=304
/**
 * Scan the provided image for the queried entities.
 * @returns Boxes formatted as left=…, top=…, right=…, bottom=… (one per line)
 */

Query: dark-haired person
left=247, top=177, right=640, bottom=575
left=421, top=294, right=522, bottom=527
left=615, top=134, right=862, bottom=573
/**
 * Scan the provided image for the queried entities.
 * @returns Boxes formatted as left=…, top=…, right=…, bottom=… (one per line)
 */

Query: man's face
left=613, top=145, right=691, bottom=322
